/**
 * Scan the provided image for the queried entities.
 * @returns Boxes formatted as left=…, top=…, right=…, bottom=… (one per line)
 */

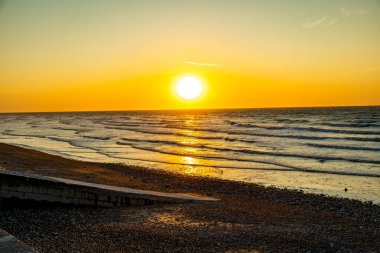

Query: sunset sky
left=1, top=0, right=379, bottom=113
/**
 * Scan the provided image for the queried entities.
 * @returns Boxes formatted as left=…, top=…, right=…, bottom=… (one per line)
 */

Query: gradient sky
left=1, top=0, right=379, bottom=112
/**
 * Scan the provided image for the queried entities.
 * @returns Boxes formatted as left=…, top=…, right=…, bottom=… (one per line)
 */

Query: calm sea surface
left=1, top=107, right=379, bottom=203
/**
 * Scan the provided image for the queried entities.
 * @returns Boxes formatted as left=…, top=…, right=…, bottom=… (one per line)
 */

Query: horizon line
left=1, top=104, right=379, bottom=115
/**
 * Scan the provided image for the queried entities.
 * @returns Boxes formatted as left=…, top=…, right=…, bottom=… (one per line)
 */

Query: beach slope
left=0, top=143, right=379, bottom=252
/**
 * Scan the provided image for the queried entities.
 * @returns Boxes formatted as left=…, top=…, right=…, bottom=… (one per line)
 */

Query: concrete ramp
left=0, top=229, right=37, bottom=253
left=0, top=169, right=218, bottom=208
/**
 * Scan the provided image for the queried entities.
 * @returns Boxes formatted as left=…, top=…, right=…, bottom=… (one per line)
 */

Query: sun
left=176, top=76, right=203, bottom=100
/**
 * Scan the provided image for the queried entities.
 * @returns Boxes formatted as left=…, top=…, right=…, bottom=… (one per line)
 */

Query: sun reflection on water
left=182, top=156, right=197, bottom=165
left=164, top=116, right=223, bottom=176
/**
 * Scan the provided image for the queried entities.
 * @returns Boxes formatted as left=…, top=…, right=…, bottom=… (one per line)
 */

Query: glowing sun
left=176, top=76, right=203, bottom=100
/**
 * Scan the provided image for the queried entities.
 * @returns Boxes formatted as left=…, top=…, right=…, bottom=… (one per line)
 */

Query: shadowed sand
left=0, top=143, right=379, bottom=252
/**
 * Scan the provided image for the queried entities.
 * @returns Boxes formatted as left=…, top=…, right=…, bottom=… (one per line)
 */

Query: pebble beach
left=0, top=143, right=379, bottom=252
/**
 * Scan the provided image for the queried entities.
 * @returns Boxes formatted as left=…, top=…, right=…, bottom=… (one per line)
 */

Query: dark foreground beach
left=0, top=143, right=379, bottom=252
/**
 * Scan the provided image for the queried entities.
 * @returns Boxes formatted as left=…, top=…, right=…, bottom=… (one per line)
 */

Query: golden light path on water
left=165, top=116, right=223, bottom=176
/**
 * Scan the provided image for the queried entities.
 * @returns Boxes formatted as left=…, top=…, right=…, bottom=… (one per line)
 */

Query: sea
left=0, top=106, right=379, bottom=203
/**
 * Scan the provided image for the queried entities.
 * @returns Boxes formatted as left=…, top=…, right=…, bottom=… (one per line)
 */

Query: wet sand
left=0, top=143, right=379, bottom=252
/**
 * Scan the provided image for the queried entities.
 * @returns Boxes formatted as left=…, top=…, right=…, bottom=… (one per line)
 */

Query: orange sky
left=1, top=0, right=379, bottom=112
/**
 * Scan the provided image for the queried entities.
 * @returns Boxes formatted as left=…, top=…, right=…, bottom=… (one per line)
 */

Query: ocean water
left=0, top=106, right=379, bottom=203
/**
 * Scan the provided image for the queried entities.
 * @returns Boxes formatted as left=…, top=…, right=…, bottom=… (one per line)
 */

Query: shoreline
left=0, top=142, right=379, bottom=252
